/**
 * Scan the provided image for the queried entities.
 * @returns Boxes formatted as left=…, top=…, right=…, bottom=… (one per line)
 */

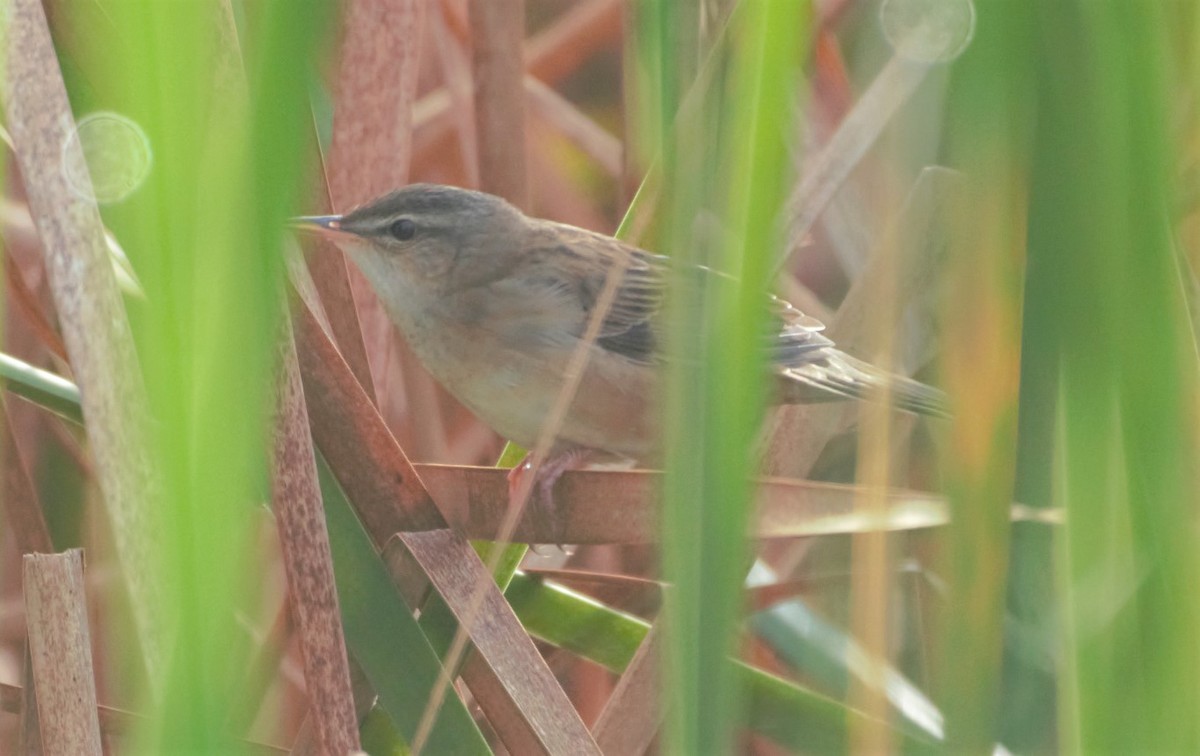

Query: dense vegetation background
left=0, top=0, right=1196, bottom=753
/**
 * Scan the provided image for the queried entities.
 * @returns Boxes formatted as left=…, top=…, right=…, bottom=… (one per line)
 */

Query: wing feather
left=519, top=220, right=948, bottom=417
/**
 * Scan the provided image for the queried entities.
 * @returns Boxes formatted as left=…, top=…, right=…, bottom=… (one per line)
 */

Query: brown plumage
left=298, top=183, right=946, bottom=472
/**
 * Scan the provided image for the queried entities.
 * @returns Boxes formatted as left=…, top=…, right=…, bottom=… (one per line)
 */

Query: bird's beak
left=291, top=215, right=354, bottom=241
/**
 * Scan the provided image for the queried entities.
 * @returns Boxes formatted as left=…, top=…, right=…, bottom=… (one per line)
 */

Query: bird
left=296, top=183, right=946, bottom=532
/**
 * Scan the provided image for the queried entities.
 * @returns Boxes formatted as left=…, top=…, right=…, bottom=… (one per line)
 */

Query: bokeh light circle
left=61, top=111, right=153, bottom=204
left=880, top=0, right=976, bottom=64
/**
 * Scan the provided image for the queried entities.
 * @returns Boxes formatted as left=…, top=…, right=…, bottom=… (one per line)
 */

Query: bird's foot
left=507, top=449, right=591, bottom=550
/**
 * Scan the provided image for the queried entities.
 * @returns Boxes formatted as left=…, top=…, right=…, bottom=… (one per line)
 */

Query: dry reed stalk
left=846, top=194, right=903, bottom=756
left=412, top=0, right=622, bottom=183
left=0, top=400, right=54, bottom=756
left=526, top=77, right=623, bottom=178
left=3, top=252, right=68, bottom=362
left=4, top=0, right=164, bottom=685
left=22, top=550, right=102, bottom=756
left=592, top=621, right=662, bottom=755
left=411, top=462, right=1050, bottom=545
left=526, top=0, right=622, bottom=86
left=399, top=529, right=601, bottom=755
left=329, top=0, right=427, bottom=205
left=432, top=3, right=481, bottom=187
left=19, top=649, right=42, bottom=755
left=782, top=54, right=934, bottom=273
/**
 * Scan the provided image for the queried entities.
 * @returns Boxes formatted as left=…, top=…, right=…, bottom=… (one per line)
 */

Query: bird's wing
left=523, top=221, right=948, bottom=417
left=519, top=223, right=665, bottom=363
left=529, top=222, right=841, bottom=369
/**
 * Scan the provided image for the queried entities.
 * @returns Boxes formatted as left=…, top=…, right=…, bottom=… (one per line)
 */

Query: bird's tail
left=780, top=351, right=950, bottom=418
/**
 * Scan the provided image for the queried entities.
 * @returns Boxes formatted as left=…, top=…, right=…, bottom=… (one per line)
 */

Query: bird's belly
left=407, top=325, right=657, bottom=459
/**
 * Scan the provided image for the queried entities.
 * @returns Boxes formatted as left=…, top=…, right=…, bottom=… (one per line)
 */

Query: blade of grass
left=657, top=2, right=806, bottom=752
left=504, top=572, right=938, bottom=752
left=0, top=353, right=83, bottom=425
left=1031, top=3, right=1200, bottom=751
left=83, top=0, right=336, bottom=746
left=0, top=682, right=289, bottom=754
left=935, top=0, right=1032, bottom=748
left=318, top=454, right=490, bottom=755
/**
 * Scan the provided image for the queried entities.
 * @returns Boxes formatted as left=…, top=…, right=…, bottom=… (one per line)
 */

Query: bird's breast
left=398, top=313, right=658, bottom=459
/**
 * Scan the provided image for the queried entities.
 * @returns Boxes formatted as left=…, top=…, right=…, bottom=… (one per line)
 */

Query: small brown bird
left=298, top=184, right=945, bottom=510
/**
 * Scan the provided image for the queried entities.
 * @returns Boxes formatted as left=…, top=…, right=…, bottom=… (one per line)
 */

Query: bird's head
left=294, top=183, right=527, bottom=297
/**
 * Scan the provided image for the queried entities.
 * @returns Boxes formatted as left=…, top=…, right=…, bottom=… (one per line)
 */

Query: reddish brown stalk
left=812, top=29, right=855, bottom=128
left=269, top=323, right=360, bottom=755
left=6, top=399, right=50, bottom=755
left=288, top=659, right=381, bottom=756
left=293, top=297, right=599, bottom=753
left=329, top=0, right=426, bottom=206
left=294, top=302, right=444, bottom=536
left=0, top=402, right=53, bottom=555
left=412, top=0, right=622, bottom=182
left=299, top=178, right=378, bottom=402
left=468, top=0, right=529, bottom=206
left=438, top=0, right=469, bottom=44
left=3, top=251, right=69, bottom=362
left=324, top=0, right=442, bottom=464
left=327, top=0, right=456, bottom=462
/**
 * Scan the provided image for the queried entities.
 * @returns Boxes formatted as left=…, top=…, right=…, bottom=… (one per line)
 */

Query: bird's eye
left=389, top=218, right=416, bottom=241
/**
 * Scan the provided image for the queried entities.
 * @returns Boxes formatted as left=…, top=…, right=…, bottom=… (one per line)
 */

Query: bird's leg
left=507, top=448, right=592, bottom=546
